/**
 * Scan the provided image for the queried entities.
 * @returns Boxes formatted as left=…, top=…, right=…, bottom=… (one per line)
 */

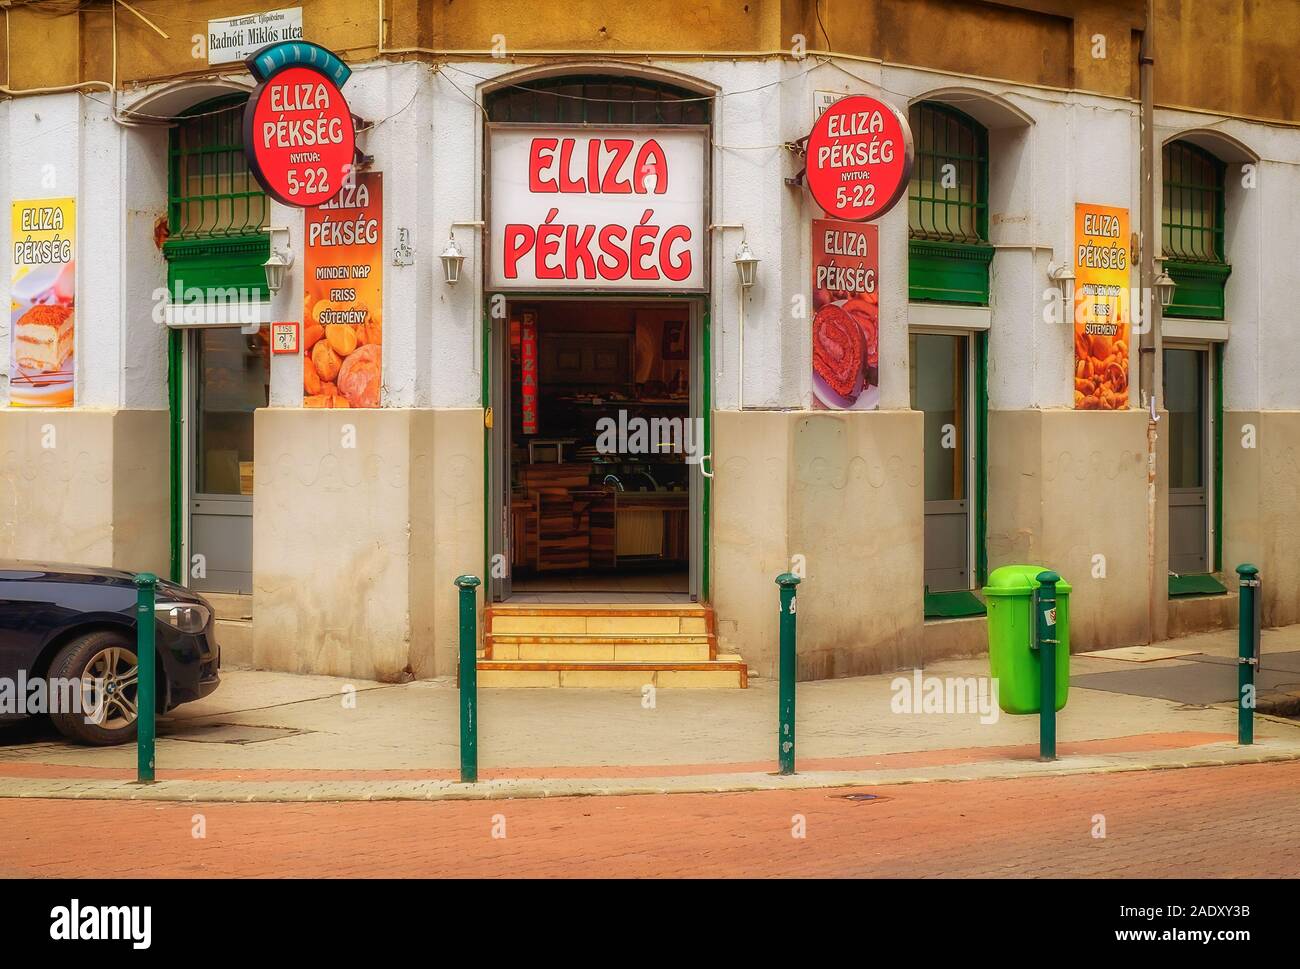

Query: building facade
left=2, top=0, right=1298, bottom=684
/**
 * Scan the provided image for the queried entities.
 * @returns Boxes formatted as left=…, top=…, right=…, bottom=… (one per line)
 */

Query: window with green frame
left=163, top=95, right=270, bottom=299
left=907, top=102, right=993, bottom=305
left=1162, top=140, right=1231, bottom=319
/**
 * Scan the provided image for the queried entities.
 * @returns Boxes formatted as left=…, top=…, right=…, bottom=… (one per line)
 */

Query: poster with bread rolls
left=811, top=218, right=879, bottom=410
left=1073, top=202, right=1131, bottom=410
left=302, top=172, right=382, bottom=408
left=9, top=197, right=76, bottom=407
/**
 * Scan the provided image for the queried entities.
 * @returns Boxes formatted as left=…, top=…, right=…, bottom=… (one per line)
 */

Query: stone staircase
left=477, top=603, right=747, bottom=688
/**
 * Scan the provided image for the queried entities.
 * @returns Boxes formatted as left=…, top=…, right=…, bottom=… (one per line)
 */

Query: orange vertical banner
left=1073, top=202, right=1131, bottom=410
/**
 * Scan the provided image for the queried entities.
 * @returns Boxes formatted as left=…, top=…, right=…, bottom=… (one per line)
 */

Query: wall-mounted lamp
left=734, top=240, right=759, bottom=290
left=262, top=226, right=294, bottom=296
left=1047, top=261, right=1075, bottom=309
left=709, top=224, right=757, bottom=291
left=1154, top=270, right=1177, bottom=309
left=441, top=221, right=485, bottom=285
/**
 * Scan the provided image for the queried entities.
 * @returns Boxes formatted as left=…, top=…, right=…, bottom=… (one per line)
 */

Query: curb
left=2, top=741, right=1298, bottom=803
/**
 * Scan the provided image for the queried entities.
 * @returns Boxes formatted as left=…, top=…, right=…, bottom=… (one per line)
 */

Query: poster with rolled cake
left=9, top=197, right=75, bottom=407
left=811, top=219, right=879, bottom=410
left=302, top=171, right=382, bottom=408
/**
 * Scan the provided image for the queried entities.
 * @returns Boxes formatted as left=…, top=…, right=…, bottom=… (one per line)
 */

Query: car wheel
left=47, top=631, right=148, bottom=746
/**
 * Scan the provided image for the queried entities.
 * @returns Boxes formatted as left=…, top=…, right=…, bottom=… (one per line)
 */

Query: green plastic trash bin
left=983, top=565, right=1071, bottom=715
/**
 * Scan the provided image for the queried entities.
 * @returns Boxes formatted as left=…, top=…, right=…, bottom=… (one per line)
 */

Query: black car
left=0, top=562, right=220, bottom=745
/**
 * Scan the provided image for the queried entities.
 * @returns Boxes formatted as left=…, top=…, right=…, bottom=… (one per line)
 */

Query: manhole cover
left=839, top=792, right=887, bottom=802
left=161, top=723, right=306, bottom=745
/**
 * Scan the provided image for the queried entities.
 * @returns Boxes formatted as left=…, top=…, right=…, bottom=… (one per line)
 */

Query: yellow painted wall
left=1, top=1, right=1295, bottom=124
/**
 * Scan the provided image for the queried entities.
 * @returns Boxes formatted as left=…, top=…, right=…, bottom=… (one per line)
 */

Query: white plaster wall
left=3, top=60, right=1298, bottom=441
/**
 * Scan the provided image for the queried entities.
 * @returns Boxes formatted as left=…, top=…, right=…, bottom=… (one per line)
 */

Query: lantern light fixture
left=734, top=239, right=759, bottom=289
left=441, top=237, right=466, bottom=285
left=262, top=226, right=294, bottom=296
left=1047, top=261, right=1075, bottom=310
left=441, top=221, right=485, bottom=286
left=1155, top=269, right=1177, bottom=309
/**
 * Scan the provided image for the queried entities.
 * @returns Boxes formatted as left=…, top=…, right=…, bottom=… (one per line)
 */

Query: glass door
left=1164, top=346, right=1210, bottom=574
left=910, top=332, right=971, bottom=593
left=187, top=325, right=268, bottom=593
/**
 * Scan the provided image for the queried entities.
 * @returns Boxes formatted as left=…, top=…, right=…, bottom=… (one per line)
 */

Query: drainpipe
left=1139, top=0, right=1163, bottom=644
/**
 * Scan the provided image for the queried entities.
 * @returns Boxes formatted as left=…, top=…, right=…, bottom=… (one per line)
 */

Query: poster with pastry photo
left=811, top=218, right=879, bottom=411
left=9, top=197, right=76, bottom=407
left=302, top=172, right=383, bottom=408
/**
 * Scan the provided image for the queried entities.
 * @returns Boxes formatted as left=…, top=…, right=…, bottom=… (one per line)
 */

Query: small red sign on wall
left=521, top=314, right=538, bottom=435
left=271, top=321, right=299, bottom=354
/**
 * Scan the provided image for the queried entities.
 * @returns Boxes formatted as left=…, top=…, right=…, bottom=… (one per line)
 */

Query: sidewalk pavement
left=1, top=625, right=1298, bottom=803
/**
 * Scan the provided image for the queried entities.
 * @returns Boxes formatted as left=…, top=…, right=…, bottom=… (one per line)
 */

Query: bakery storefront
left=482, top=76, right=712, bottom=607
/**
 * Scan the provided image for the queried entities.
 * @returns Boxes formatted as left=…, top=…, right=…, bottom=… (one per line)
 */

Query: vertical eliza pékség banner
left=9, top=197, right=76, bottom=407
left=811, top=219, right=879, bottom=410
left=302, top=172, right=383, bottom=408
left=1073, top=202, right=1131, bottom=410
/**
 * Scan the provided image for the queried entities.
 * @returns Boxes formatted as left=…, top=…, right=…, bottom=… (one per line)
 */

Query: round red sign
left=805, top=95, right=913, bottom=222
left=243, top=64, right=355, bottom=207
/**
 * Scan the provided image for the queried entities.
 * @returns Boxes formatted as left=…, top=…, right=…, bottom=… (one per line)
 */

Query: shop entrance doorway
left=490, top=298, right=704, bottom=602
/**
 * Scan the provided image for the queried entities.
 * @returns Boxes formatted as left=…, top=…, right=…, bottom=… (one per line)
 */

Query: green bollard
left=1034, top=570, right=1060, bottom=762
left=134, top=573, right=157, bottom=784
left=776, top=572, right=801, bottom=775
left=455, top=575, right=482, bottom=783
left=1237, top=564, right=1260, bottom=745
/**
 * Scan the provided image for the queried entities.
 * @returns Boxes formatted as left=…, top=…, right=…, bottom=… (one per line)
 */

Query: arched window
left=907, top=101, right=992, bottom=305
left=1162, top=140, right=1230, bottom=319
left=165, top=94, right=270, bottom=297
left=486, top=74, right=710, bottom=125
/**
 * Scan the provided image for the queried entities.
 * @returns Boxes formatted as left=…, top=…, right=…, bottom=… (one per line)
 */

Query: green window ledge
left=909, top=239, right=993, bottom=305
left=1164, top=259, right=1231, bottom=320
left=924, top=589, right=987, bottom=620
left=163, top=234, right=270, bottom=299
left=1168, top=573, right=1228, bottom=598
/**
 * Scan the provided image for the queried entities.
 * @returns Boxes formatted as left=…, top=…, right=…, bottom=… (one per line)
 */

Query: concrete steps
left=479, top=603, right=746, bottom=688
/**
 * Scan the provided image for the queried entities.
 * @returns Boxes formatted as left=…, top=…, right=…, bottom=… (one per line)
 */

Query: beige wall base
left=252, top=408, right=483, bottom=681
left=989, top=408, right=1154, bottom=652
left=712, top=409, right=925, bottom=679
left=1223, top=410, right=1300, bottom=627
left=0, top=408, right=168, bottom=572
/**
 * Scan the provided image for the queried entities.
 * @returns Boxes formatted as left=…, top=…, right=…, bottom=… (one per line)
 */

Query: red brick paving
left=2, top=760, right=1297, bottom=877
left=0, top=730, right=1234, bottom=782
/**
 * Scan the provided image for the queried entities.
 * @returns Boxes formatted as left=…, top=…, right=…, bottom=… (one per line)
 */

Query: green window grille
left=1162, top=140, right=1230, bottom=319
left=164, top=95, right=270, bottom=299
left=907, top=102, right=993, bottom=305
left=486, top=75, right=710, bottom=124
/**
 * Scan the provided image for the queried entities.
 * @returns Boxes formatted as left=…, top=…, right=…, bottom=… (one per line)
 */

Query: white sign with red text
left=489, top=126, right=707, bottom=291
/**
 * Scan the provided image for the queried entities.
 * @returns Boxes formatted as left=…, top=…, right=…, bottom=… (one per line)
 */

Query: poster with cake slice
left=811, top=218, right=878, bottom=410
left=9, top=197, right=75, bottom=407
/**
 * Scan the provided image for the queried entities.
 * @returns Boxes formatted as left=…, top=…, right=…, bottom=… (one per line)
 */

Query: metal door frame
left=183, top=325, right=259, bottom=594
left=910, top=326, right=977, bottom=591
left=1165, top=340, right=1214, bottom=573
